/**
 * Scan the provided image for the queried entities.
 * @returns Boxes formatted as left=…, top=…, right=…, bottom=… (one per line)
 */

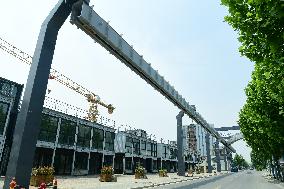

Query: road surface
left=156, top=171, right=284, bottom=189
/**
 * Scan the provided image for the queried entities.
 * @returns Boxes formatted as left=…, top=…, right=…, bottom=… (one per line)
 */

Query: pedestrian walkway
left=0, top=172, right=227, bottom=189
left=261, top=171, right=284, bottom=188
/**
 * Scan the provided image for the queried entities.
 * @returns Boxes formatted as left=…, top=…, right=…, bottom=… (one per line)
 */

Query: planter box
left=135, top=173, right=147, bottom=179
left=99, top=174, right=113, bottom=182
left=187, top=170, right=193, bottom=177
left=159, top=172, right=168, bottom=177
left=30, top=175, right=54, bottom=187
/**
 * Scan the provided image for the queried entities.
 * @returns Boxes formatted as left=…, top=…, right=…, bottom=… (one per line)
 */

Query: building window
left=0, top=102, right=9, bottom=135
left=147, top=142, right=152, bottom=155
left=92, top=128, right=104, bottom=150
left=152, top=143, right=157, bottom=157
left=0, top=82, right=12, bottom=97
left=38, top=114, right=58, bottom=143
left=58, top=119, right=76, bottom=146
left=163, top=146, right=167, bottom=158
left=125, top=158, right=132, bottom=170
left=126, top=136, right=132, bottom=153
left=77, top=125, right=91, bottom=148
left=170, top=148, right=177, bottom=159
left=133, top=138, right=140, bottom=155
left=141, top=141, right=146, bottom=150
left=153, top=160, right=157, bottom=170
left=74, top=152, right=88, bottom=170
left=33, top=147, right=53, bottom=168
left=105, top=131, right=115, bottom=151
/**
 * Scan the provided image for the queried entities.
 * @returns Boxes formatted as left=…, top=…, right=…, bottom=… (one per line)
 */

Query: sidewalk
left=0, top=172, right=228, bottom=189
left=261, top=171, right=284, bottom=188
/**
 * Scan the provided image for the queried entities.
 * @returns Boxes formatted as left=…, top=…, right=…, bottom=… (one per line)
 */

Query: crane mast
left=0, top=37, right=114, bottom=122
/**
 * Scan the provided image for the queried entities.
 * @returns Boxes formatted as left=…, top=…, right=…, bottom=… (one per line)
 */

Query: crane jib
left=0, top=36, right=115, bottom=122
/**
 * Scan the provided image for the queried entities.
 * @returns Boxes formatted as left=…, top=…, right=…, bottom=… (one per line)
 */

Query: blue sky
left=0, top=0, right=254, bottom=161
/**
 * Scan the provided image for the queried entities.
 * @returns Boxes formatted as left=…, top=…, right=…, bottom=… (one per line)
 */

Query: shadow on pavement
left=175, top=173, right=232, bottom=189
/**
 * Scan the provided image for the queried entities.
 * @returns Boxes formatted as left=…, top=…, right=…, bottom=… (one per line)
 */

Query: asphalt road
left=155, top=171, right=284, bottom=189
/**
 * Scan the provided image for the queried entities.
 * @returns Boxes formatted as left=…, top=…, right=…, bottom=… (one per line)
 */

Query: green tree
left=222, top=0, right=284, bottom=169
left=232, top=154, right=249, bottom=169
left=238, top=62, right=284, bottom=160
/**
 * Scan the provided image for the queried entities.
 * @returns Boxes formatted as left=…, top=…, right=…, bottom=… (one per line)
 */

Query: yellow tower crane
left=0, top=37, right=114, bottom=122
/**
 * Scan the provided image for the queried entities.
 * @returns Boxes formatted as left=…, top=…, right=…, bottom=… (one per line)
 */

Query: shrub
left=31, top=166, right=54, bottom=176
left=101, top=166, right=113, bottom=175
left=159, top=169, right=168, bottom=177
left=135, top=165, right=145, bottom=175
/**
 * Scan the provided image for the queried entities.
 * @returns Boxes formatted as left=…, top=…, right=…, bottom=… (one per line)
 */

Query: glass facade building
left=34, top=109, right=116, bottom=175
left=0, top=77, right=23, bottom=175
left=0, top=77, right=233, bottom=176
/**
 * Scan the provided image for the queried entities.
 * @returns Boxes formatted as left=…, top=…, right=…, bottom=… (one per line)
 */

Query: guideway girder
left=3, top=0, right=86, bottom=188
left=72, top=3, right=236, bottom=153
left=70, top=2, right=229, bottom=145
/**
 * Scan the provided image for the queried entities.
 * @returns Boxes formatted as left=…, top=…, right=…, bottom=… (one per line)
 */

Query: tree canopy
left=232, top=154, right=249, bottom=169
left=221, top=0, right=284, bottom=64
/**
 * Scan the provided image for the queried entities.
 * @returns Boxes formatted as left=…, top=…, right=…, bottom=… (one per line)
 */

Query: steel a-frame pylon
left=3, top=1, right=89, bottom=188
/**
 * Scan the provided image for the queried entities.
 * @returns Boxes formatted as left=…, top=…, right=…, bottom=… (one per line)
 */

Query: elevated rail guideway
left=4, top=1, right=233, bottom=188
left=71, top=2, right=230, bottom=146
left=215, top=126, right=244, bottom=145
left=226, top=133, right=244, bottom=145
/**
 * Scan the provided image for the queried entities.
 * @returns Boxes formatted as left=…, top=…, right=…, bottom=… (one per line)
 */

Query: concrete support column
left=87, top=152, right=91, bottom=173
left=131, top=143, right=134, bottom=173
left=52, top=118, right=61, bottom=166
left=102, top=154, right=105, bottom=167
left=112, top=155, right=115, bottom=168
left=215, top=140, right=221, bottom=172
left=102, top=130, right=105, bottom=167
left=177, top=111, right=185, bottom=176
left=123, top=157, right=126, bottom=174
left=71, top=151, right=76, bottom=175
left=224, top=148, right=228, bottom=171
left=72, top=123, right=78, bottom=175
left=227, top=152, right=232, bottom=171
left=205, top=133, right=212, bottom=173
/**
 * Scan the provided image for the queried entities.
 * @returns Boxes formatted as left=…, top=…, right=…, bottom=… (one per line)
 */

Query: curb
left=130, top=173, right=223, bottom=189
